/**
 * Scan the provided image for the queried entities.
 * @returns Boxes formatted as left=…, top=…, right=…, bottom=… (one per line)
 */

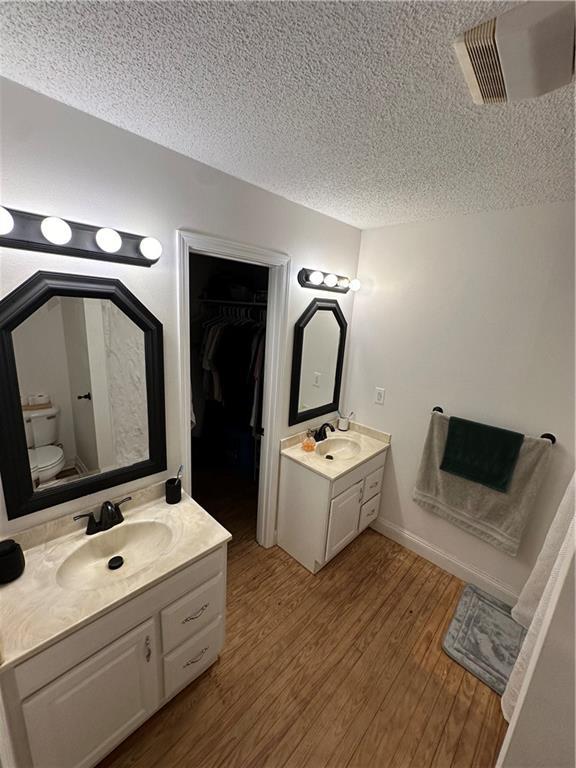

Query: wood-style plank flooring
left=99, top=474, right=507, bottom=768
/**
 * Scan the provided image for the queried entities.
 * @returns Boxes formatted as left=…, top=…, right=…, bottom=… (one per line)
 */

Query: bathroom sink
left=316, top=437, right=361, bottom=461
left=56, top=520, right=173, bottom=591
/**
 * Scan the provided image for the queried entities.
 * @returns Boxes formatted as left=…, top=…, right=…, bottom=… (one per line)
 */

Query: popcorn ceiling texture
left=0, top=1, right=573, bottom=228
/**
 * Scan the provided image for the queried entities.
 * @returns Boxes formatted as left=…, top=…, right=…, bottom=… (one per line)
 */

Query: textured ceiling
left=0, top=1, right=573, bottom=229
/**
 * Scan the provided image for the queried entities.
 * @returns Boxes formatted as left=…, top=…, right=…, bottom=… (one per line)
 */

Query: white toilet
left=24, top=407, right=66, bottom=484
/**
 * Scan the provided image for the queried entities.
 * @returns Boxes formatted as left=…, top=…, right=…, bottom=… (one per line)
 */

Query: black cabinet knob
left=77, top=392, right=92, bottom=400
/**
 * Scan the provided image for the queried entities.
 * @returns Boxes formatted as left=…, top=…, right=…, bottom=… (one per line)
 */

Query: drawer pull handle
left=182, top=603, right=209, bottom=624
left=183, top=647, right=208, bottom=668
left=144, top=636, right=152, bottom=663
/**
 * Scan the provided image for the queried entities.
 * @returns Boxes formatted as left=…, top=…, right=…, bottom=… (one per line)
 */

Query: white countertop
left=0, top=484, right=231, bottom=670
left=281, top=423, right=391, bottom=480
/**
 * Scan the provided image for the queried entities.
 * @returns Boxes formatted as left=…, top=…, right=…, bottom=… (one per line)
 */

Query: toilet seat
left=35, top=445, right=64, bottom=471
left=33, top=445, right=66, bottom=483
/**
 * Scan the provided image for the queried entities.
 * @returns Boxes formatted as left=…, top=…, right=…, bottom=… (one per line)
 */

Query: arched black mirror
left=0, top=272, right=166, bottom=519
left=289, top=298, right=347, bottom=426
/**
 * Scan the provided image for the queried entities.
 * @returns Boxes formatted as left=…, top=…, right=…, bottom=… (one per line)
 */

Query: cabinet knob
left=144, top=636, right=152, bottom=663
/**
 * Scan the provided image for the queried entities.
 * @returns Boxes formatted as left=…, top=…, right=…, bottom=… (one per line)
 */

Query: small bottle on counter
left=301, top=430, right=316, bottom=452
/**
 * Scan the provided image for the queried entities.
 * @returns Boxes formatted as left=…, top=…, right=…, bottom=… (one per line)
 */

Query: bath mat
left=442, top=584, right=526, bottom=695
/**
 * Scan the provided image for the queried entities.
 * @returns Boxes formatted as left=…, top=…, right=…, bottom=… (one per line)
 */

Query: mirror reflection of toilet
left=24, top=407, right=65, bottom=485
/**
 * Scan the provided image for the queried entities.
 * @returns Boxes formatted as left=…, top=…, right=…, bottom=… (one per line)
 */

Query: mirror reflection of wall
left=298, top=311, right=340, bottom=410
left=12, top=297, right=149, bottom=491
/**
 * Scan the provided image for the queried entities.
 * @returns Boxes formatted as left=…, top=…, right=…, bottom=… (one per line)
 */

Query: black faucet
left=73, top=497, right=132, bottom=535
left=313, top=423, right=336, bottom=442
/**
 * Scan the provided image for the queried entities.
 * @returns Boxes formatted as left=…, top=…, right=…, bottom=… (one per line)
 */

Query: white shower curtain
left=501, top=472, right=575, bottom=721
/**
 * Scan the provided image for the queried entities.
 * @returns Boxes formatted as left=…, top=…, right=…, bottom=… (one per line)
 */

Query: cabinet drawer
left=164, top=617, right=223, bottom=699
left=359, top=493, right=381, bottom=532
left=161, top=573, right=224, bottom=654
left=363, top=466, right=384, bottom=502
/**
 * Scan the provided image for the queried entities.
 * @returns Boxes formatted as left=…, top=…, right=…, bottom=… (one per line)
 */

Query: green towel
left=440, top=416, right=524, bottom=492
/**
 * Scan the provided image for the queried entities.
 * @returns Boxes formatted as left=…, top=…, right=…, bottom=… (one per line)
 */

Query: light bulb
left=96, top=228, right=122, bottom=253
left=0, top=206, right=14, bottom=235
left=350, top=279, right=361, bottom=292
left=139, top=237, right=162, bottom=261
left=41, top=216, right=72, bottom=245
left=323, top=273, right=338, bottom=288
left=338, top=277, right=350, bottom=289
left=308, top=270, right=324, bottom=286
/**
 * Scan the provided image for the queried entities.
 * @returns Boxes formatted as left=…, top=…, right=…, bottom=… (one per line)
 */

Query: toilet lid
left=35, top=445, right=64, bottom=470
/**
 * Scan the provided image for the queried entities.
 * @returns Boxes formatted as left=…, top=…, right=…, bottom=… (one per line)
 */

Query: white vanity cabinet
left=278, top=449, right=388, bottom=573
left=0, top=544, right=228, bottom=768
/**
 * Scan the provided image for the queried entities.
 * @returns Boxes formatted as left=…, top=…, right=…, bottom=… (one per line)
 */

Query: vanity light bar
left=297, top=268, right=361, bottom=293
left=0, top=206, right=162, bottom=267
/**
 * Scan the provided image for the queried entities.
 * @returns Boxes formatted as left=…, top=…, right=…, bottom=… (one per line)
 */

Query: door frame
left=176, top=230, right=290, bottom=548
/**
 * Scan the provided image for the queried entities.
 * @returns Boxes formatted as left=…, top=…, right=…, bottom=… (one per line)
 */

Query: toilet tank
left=28, top=407, right=59, bottom=447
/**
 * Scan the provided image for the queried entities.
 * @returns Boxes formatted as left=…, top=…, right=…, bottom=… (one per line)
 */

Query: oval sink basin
left=56, top=521, right=173, bottom=591
left=316, top=437, right=361, bottom=461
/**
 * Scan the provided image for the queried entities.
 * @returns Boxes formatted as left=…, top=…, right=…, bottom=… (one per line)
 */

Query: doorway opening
left=177, top=231, right=289, bottom=549
left=189, top=252, right=268, bottom=543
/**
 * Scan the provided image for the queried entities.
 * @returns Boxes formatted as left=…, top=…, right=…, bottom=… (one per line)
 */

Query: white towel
left=413, top=412, right=552, bottom=556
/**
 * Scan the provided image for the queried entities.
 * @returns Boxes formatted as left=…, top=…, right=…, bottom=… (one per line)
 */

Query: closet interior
left=189, top=251, right=269, bottom=541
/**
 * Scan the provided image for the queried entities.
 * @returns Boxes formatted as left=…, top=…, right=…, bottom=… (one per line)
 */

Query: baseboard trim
left=371, top=517, right=519, bottom=604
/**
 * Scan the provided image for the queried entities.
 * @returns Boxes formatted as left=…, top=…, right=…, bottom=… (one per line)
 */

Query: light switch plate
left=375, top=387, right=385, bottom=405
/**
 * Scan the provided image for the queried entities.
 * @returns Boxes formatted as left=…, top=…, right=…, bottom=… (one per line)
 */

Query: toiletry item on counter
left=302, top=430, right=316, bottom=452
left=338, top=411, right=354, bottom=431
left=0, top=539, right=25, bottom=584
left=166, top=464, right=183, bottom=504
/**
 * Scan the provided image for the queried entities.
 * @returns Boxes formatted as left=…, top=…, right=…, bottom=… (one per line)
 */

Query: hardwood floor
left=98, top=491, right=507, bottom=768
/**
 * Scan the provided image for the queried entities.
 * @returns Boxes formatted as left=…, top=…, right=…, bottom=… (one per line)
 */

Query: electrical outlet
left=375, top=387, right=385, bottom=405
left=313, top=372, right=321, bottom=388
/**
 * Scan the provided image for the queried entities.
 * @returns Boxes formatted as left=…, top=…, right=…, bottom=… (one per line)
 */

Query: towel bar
left=430, top=407, right=556, bottom=444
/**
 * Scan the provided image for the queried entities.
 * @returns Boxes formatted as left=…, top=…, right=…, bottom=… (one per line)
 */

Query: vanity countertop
left=0, top=484, right=231, bottom=670
left=280, top=422, right=391, bottom=480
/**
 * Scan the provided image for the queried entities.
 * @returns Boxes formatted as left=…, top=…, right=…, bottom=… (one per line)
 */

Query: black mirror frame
left=0, top=271, right=166, bottom=519
left=289, top=298, right=347, bottom=426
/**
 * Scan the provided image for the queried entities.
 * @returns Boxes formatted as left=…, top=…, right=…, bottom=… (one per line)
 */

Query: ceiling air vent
left=454, top=1, right=575, bottom=104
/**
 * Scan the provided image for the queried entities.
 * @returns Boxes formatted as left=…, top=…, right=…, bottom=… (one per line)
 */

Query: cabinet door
left=325, top=481, right=363, bottom=562
left=22, top=619, right=159, bottom=768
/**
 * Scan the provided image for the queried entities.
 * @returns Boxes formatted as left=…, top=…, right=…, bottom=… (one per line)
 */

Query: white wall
left=11, top=298, right=77, bottom=463
left=0, top=78, right=361, bottom=534
left=347, top=202, right=575, bottom=599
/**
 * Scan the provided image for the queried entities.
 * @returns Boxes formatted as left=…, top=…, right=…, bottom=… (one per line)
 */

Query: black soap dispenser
left=0, top=539, right=25, bottom=584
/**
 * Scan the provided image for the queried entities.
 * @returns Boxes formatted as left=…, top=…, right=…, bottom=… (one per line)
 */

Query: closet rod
left=198, top=298, right=267, bottom=307
left=431, top=406, right=556, bottom=444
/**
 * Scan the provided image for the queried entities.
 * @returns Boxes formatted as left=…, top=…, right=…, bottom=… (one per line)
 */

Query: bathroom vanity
left=278, top=424, right=390, bottom=572
left=0, top=485, right=231, bottom=768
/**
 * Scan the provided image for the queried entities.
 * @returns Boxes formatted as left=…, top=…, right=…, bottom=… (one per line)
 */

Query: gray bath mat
left=442, top=584, right=526, bottom=695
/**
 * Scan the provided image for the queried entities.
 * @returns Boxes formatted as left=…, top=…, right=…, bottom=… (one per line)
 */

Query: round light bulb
left=323, top=273, right=338, bottom=288
left=95, top=228, right=122, bottom=253
left=139, top=237, right=162, bottom=261
left=41, top=216, right=72, bottom=245
left=0, top=206, right=14, bottom=235
left=349, top=278, right=362, bottom=292
left=338, top=277, right=350, bottom=289
left=308, top=270, right=324, bottom=286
